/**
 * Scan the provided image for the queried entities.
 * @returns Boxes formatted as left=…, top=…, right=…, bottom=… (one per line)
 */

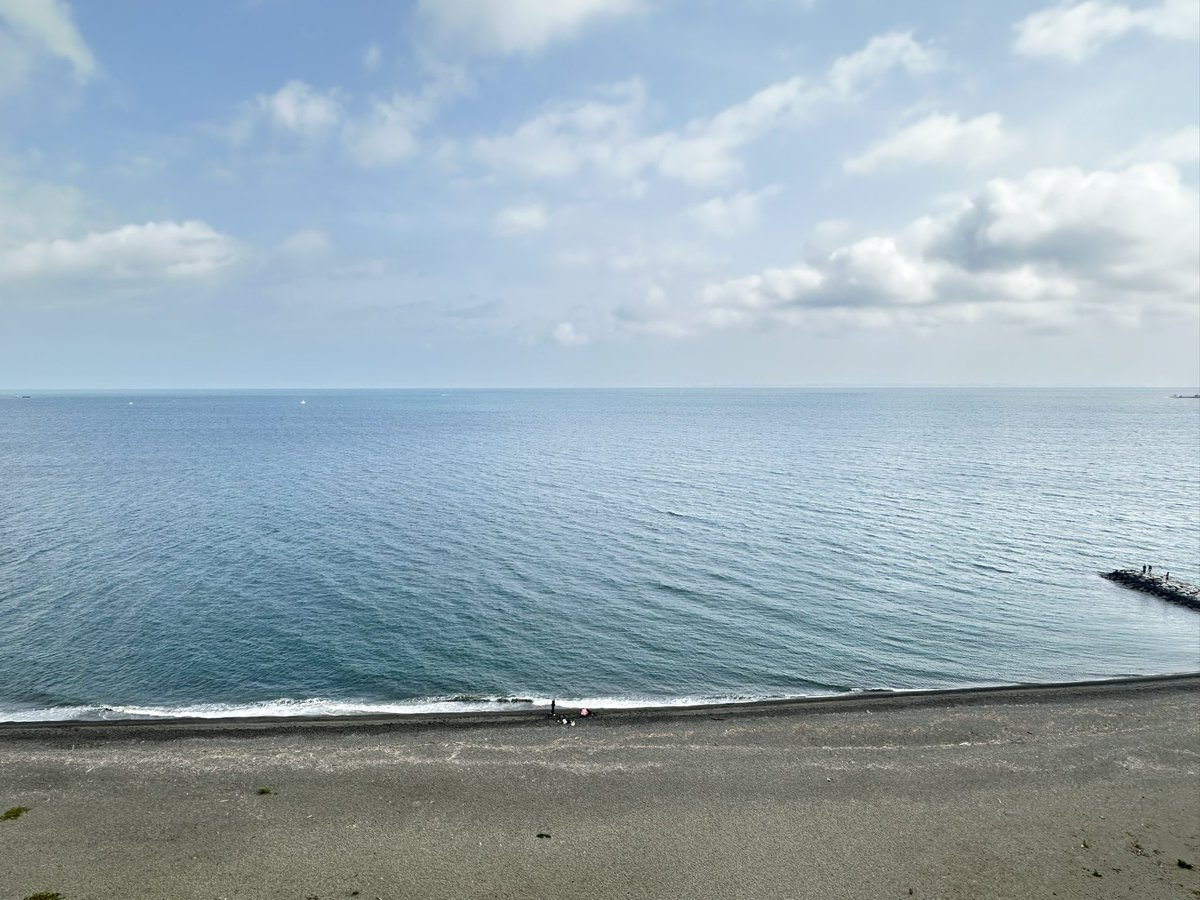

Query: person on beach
left=550, top=699, right=556, bottom=718
left=1142, top=565, right=1147, bottom=574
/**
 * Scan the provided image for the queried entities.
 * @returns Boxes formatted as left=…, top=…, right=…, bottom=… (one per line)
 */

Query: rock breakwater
left=1102, top=569, right=1200, bottom=611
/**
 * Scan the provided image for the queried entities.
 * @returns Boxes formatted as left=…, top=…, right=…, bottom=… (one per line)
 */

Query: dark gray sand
left=2, top=676, right=1198, bottom=899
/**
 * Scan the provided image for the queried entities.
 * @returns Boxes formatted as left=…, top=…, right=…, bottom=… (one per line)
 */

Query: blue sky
left=1, top=0, right=1197, bottom=387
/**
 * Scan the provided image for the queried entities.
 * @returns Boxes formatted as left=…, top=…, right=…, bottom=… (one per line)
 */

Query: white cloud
left=1111, top=125, right=1200, bottom=165
left=0, top=170, right=236, bottom=301
left=701, top=163, right=1198, bottom=332
left=1014, top=0, right=1199, bottom=62
left=280, top=228, right=331, bottom=255
left=231, top=81, right=344, bottom=145
left=225, top=63, right=469, bottom=168
left=474, top=31, right=937, bottom=186
left=552, top=321, right=589, bottom=345
left=702, top=264, right=825, bottom=315
left=0, top=0, right=95, bottom=94
left=845, top=112, right=1015, bottom=174
left=363, top=43, right=382, bottom=72
left=657, top=76, right=816, bottom=183
left=474, top=78, right=650, bottom=180
left=494, top=203, right=548, bottom=236
left=344, top=63, right=470, bottom=167
left=418, top=0, right=640, bottom=55
left=825, top=30, right=939, bottom=98
left=265, top=81, right=342, bottom=137
left=0, top=220, right=240, bottom=283
left=344, top=94, right=423, bottom=165
left=929, top=163, right=1197, bottom=294
left=689, top=185, right=780, bottom=235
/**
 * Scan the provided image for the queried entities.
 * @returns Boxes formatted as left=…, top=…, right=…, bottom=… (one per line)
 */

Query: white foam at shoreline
left=5, top=676, right=1171, bottom=724
left=0, top=692, right=827, bottom=724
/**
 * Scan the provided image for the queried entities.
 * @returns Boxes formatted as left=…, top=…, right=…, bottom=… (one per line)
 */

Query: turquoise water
left=1, top=388, right=1197, bottom=722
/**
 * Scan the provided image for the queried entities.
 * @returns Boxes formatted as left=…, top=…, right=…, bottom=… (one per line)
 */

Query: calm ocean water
left=0, top=388, right=1197, bottom=722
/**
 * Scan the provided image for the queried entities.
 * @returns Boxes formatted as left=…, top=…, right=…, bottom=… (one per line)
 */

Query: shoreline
left=3, top=671, right=1195, bottom=740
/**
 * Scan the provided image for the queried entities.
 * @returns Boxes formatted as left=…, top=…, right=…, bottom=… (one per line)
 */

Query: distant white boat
left=300, top=400, right=307, bottom=405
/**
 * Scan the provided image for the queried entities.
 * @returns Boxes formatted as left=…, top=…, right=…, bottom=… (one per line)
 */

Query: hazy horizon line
left=6, top=384, right=1199, bottom=393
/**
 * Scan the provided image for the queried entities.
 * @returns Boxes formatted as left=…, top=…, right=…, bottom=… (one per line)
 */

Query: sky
left=1, top=0, right=1197, bottom=388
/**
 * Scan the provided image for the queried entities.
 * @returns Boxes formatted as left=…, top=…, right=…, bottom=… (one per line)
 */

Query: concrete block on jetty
left=1102, top=569, right=1200, bottom=611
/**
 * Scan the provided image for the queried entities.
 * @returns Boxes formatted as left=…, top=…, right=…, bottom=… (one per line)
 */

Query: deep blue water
left=1, top=388, right=1197, bottom=721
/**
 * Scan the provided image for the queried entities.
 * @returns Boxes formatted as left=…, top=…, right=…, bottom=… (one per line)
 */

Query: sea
left=1, top=388, right=1197, bottom=723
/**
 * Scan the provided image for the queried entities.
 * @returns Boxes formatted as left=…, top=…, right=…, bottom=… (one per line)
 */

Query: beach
left=1, top=676, right=1197, bottom=899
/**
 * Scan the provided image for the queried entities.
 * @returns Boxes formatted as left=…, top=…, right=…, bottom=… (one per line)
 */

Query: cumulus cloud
left=1014, top=0, right=1199, bottom=62
left=926, top=163, right=1196, bottom=292
left=689, top=185, right=781, bottom=235
left=474, top=31, right=936, bottom=186
left=701, top=163, right=1198, bottom=331
left=0, top=220, right=240, bottom=283
left=494, top=203, right=548, bottom=236
left=418, top=0, right=640, bottom=55
left=845, top=112, right=1015, bottom=174
left=0, top=170, right=238, bottom=301
left=2, top=128, right=245, bottom=311
left=0, top=0, right=95, bottom=94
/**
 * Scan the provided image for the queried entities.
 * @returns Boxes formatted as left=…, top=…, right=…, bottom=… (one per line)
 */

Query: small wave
left=0, top=696, right=540, bottom=723
left=8, top=675, right=1175, bottom=725
left=445, top=695, right=534, bottom=704
left=0, top=691, right=843, bottom=724
left=972, top=562, right=1017, bottom=574
left=659, top=508, right=714, bottom=525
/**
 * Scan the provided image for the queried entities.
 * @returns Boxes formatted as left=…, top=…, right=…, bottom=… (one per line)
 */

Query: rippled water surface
left=1, top=389, right=1197, bottom=721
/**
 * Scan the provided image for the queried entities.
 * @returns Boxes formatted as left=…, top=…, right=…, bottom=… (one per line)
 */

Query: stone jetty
left=1102, top=569, right=1200, bottom=611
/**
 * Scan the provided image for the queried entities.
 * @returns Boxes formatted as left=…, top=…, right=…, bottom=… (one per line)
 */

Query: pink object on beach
left=580, top=708, right=589, bottom=717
